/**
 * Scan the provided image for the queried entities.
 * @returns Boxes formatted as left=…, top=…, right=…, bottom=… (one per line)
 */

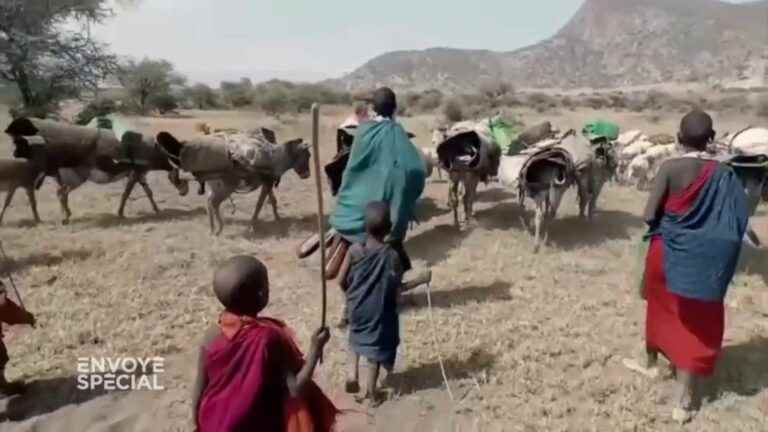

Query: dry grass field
left=0, top=106, right=765, bottom=431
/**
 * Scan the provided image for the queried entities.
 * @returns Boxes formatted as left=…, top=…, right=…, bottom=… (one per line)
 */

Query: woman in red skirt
left=626, top=110, right=749, bottom=423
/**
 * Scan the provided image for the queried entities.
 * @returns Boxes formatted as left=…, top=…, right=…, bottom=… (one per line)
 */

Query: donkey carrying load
left=725, top=126, right=768, bottom=204
left=4, top=116, right=189, bottom=224
left=498, top=130, right=603, bottom=252
left=156, top=127, right=311, bottom=235
left=434, top=118, right=504, bottom=228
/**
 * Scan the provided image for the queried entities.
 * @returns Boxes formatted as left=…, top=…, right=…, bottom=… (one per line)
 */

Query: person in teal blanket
left=331, top=88, right=431, bottom=325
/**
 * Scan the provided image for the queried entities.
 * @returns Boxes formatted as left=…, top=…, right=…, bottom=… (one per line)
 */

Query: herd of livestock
left=1, top=114, right=767, bottom=252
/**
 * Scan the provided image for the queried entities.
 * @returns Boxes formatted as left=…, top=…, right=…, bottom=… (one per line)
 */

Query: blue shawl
left=330, top=120, right=426, bottom=242
left=648, top=164, right=749, bottom=301
left=345, top=243, right=402, bottom=367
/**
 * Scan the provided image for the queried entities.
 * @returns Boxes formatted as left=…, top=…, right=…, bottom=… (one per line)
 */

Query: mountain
left=326, top=0, right=768, bottom=93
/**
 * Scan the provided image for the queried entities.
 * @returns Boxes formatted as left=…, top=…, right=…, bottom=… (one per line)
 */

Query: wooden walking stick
left=310, top=104, right=328, bottom=330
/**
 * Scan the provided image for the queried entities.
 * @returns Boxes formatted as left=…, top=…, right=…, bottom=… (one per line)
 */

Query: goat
left=626, top=156, right=652, bottom=190
left=157, top=132, right=311, bottom=235
left=0, top=149, right=46, bottom=225
left=625, top=144, right=681, bottom=191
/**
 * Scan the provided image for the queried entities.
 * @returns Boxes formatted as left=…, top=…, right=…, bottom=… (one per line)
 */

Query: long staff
left=310, top=104, right=328, bottom=329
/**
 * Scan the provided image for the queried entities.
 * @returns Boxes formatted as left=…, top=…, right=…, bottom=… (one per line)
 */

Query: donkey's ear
left=284, top=138, right=305, bottom=149
left=5, top=117, right=39, bottom=136
left=157, top=132, right=181, bottom=148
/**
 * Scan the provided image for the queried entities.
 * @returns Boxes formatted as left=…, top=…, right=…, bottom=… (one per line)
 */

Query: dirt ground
left=0, top=106, right=765, bottom=431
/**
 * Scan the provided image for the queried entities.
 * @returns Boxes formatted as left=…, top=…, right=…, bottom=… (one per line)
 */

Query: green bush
left=260, top=90, right=289, bottom=116
left=75, top=98, right=119, bottom=125
left=251, top=80, right=351, bottom=115
left=185, top=84, right=219, bottom=110
left=418, top=90, right=443, bottom=112
left=149, top=93, right=179, bottom=114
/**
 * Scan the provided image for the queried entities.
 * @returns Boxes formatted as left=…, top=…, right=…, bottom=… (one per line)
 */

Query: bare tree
left=118, top=58, right=186, bottom=114
left=0, top=0, right=118, bottom=113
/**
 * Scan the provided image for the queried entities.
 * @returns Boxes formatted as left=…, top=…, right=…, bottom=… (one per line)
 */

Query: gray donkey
left=6, top=118, right=189, bottom=224
left=156, top=131, right=311, bottom=235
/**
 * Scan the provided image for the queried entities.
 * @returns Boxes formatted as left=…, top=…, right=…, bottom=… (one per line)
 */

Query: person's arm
left=285, top=327, right=330, bottom=398
left=191, top=326, right=219, bottom=421
left=336, top=246, right=355, bottom=293
left=642, top=162, right=670, bottom=227
left=390, top=250, right=406, bottom=300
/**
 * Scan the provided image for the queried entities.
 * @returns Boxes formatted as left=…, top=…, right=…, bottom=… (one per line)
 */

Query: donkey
left=53, top=147, right=190, bottom=224
left=0, top=142, right=48, bottom=225
left=500, top=156, right=570, bottom=252
left=156, top=132, right=311, bottom=235
left=499, top=136, right=603, bottom=253
left=6, top=118, right=189, bottom=224
left=434, top=127, right=502, bottom=228
left=576, top=137, right=614, bottom=220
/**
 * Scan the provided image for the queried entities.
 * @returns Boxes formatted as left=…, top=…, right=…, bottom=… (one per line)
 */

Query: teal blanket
left=331, top=120, right=426, bottom=242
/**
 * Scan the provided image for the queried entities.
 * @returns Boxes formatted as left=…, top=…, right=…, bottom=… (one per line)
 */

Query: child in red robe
left=0, top=280, right=35, bottom=397
left=192, top=256, right=338, bottom=432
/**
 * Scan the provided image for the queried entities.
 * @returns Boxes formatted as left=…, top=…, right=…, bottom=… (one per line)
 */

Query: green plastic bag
left=630, top=236, right=650, bottom=300
left=489, top=117, right=523, bottom=156
left=583, top=120, right=620, bottom=142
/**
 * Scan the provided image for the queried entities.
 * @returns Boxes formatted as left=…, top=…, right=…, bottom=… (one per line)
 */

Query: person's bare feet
left=672, top=407, right=693, bottom=424
left=622, top=358, right=660, bottom=379
left=336, top=317, right=348, bottom=329
left=355, top=390, right=386, bottom=408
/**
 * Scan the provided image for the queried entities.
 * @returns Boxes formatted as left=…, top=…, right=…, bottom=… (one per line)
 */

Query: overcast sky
left=92, top=0, right=755, bottom=86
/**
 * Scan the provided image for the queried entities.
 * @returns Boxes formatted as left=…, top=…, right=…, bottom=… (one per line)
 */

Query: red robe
left=0, top=291, right=33, bottom=366
left=645, top=160, right=725, bottom=376
left=197, top=313, right=338, bottom=432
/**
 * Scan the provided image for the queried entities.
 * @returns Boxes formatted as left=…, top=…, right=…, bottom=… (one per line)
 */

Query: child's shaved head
left=213, top=256, right=269, bottom=315
left=365, top=201, right=392, bottom=240
left=678, top=109, right=714, bottom=150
